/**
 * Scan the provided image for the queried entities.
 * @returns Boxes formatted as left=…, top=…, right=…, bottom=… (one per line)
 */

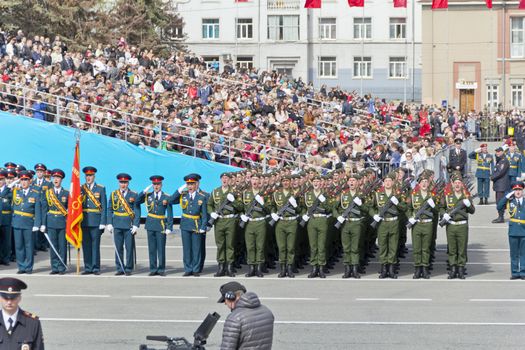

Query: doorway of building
left=459, top=89, right=474, bottom=114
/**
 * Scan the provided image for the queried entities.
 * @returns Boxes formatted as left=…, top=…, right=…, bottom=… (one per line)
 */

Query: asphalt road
left=3, top=176, right=525, bottom=348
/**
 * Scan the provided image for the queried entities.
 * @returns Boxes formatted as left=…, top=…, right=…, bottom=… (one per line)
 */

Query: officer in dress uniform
left=171, top=174, right=208, bottom=277
left=11, top=171, right=41, bottom=274
left=32, top=164, right=51, bottom=253
left=468, top=144, right=493, bottom=205
left=491, top=147, right=510, bottom=223
left=6, top=168, right=18, bottom=262
left=0, top=277, right=44, bottom=350
left=80, top=166, right=107, bottom=275
left=137, top=175, right=173, bottom=277
left=497, top=181, right=525, bottom=279
left=196, top=180, right=210, bottom=274
left=107, top=173, right=141, bottom=276
left=40, top=169, right=69, bottom=275
left=0, top=171, right=13, bottom=266
left=507, top=142, right=522, bottom=184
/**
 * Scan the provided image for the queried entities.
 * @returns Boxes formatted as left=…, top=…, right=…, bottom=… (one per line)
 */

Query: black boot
left=307, top=265, right=318, bottom=278
left=214, top=263, right=225, bottom=277
left=245, top=265, right=256, bottom=277
left=413, top=266, right=421, bottom=279
left=287, top=264, right=295, bottom=278
left=278, top=264, right=286, bottom=278
left=484, top=198, right=488, bottom=205
left=352, top=265, right=361, bottom=279
left=388, top=264, right=397, bottom=279
left=256, top=263, right=264, bottom=277
left=342, top=264, right=351, bottom=279
left=318, top=265, right=326, bottom=278
left=478, top=198, right=484, bottom=205
left=447, top=265, right=457, bottom=279
left=226, top=263, right=235, bottom=277
left=261, top=263, right=269, bottom=273
left=379, top=264, right=388, bottom=279
left=492, top=213, right=504, bottom=223
left=422, top=267, right=430, bottom=279
left=458, top=266, right=466, bottom=279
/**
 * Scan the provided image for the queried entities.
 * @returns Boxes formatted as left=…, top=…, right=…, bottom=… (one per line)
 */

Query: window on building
left=202, top=19, right=220, bottom=39
left=511, top=18, right=525, bottom=58
left=353, top=17, right=371, bottom=40
left=389, top=57, right=407, bottom=78
left=389, top=18, right=406, bottom=39
left=318, top=56, right=337, bottom=78
left=268, top=15, right=299, bottom=41
left=236, top=18, right=253, bottom=39
left=512, top=84, right=523, bottom=107
left=319, top=18, right=336, bottom=40
left=353, top=56, right=371, bottom=78
left=203, top=56, right=220, bottom=70
left=237, top=56, right=254, bottom=69
left=487, top=84, right=499, bottom=109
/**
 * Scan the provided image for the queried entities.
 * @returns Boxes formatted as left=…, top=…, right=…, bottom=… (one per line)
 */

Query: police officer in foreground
left=0, top=277, right=44, bottom=349
left=497, top=181, right=525, bottom=280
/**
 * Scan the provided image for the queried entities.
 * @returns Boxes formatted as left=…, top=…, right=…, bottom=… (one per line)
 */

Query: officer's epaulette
left=23, top=311, right=39, bottom=320
left=97, top=184, right=105, bottom=188
left=31, top=189, right=39, bottom=193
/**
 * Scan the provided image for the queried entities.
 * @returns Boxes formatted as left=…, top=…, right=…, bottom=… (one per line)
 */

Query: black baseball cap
left=217, top=281, right=246, bottom=303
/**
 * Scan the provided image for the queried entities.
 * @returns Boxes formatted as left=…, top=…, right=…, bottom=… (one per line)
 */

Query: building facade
left=422, top=0, right=525, bottom=113
left=174, top=0, right=422, bottom=101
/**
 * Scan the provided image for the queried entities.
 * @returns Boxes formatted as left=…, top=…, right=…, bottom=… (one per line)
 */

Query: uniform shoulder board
left=31, top=189, right=39, bottom=193
left=23, top=311, right=39, bottom=319
left=97, top=184, right=105, bottom=188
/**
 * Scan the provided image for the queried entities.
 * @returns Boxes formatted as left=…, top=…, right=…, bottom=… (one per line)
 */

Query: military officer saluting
left=40, top=169, right=69, bottom=275
left=468, top=143, right=493, bottom=205
left=0, top=277, right=44, bottom=350
left=497, top=181, right=525, bottom=279
left=0, top=170, right=13, bottom=266
left=107, top=173, right=141, bottom=276
left=137, top=176, right=173, bottom=277
left=171, top=174, right=208, bottom=277
left=11, top=171, right=42, bottom=274
left=80, top=166, right=107, bottom=275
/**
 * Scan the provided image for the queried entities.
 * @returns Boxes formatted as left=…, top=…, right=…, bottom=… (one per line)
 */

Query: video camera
left=139, top=312, right=220, bottom=350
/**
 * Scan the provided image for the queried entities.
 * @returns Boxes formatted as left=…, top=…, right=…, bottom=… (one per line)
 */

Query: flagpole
left=360, top=4, right=364, bottom=97
left=76, top=129, right=81, bottom=275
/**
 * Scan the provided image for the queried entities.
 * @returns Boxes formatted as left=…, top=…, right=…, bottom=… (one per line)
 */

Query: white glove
left=143, top=184, right=152, bottom=194
left=475, top=148, right=481, bottom=153
left=178, top=184, right=187, bottom=194
left=427, top=198, right=435, bottom=208
left=288, top=196, right=297, bottom=208
left=337, top=216, right=345, bottom=224
left=199, top=229, right=206, bottom=233
left=39, top=225, right=46, bottom=232
left=318, top=194, right=326, bottom=203
left=165, top=229, right=172, bottom=235
left=506, top=191, right=515, bottom=199
left=462, top=199, right=471, bottom=207
left=443, top=213, right=451, bottom=222
left=255, top=194, right=264, bottom=205
left=502, top=144, right=509, bottom=151
left=7, top=179, right=20, bottom=189
left=210, top=212, right=219, bottom=219
left=99, top=224, right=105, bottom=230
left=302, top=214, right=310, bottom=222
left=131, top=225, right=138, bottom=234
left=408, top=217, right=417, bottom=225
left=271, top=213, right=280, bottom=221
left=353, top=197, right=362, bottom=206
left=240, top=214, right=249, bottom=222
left=32, top=226, right=39, bottom=232
left=227, top=193, right=235, bottom=202
left=373, top=214, right=382, bottom=222
left=390, top=196, right=399, bottom=205
left=106, top=224, right=114, bottom=233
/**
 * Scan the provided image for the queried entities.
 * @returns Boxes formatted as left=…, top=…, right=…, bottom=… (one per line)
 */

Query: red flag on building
left=348, top=0, right=364, bottom=6
left=431, top=0, right=447, bottom=8
left=304, top=0, right=322, bottom=8
left=394, top=0, right=407, bottom=7
left=66, top=141, right=83, bottom=250
left=519, top=0, right=525, bottom=9
left=486, top=0, right=492, bottom=8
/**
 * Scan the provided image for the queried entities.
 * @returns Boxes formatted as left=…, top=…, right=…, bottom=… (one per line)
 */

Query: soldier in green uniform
left=208, top=173, right=241, bottom=277
left=407, top=174, right=437, bottom=279
left=395, top=168, right=409, bottom=259
left=440, top=174, right=476, bottom=279
left=371, top=172, right=407, bottom=279
left=302, top=175, right=332, bottom=278
left=270, top=175, right=301, bottom=278
left=333, top=173, right=367, bottom=278
left=240, top=174, right=269, bottom=277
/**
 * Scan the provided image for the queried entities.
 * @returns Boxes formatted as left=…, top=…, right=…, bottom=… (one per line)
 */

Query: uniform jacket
left=207, top=187, right=243, bottom=217
left=107, top=190, right=141, bottom=229
left=303, top=190, right=332, bottom=216
left=11, top=187, right=42, bottom=229
left=271, top=189, right=302, bottom=218
left=370, top=188, right=407, bottom=218
left=41, top=187, right=69, bottom=229
left=220, top=292, right=274, bottom=350
left=333, top=190, right=368, bottom=219
left=448, top=148, right=467, bottom=174
left=468, top=151, right=494, bottom=179
left=407, top=189, right=436, bottom=220
left=81, top=183, right=107, bottom=227
left=241, top=190, right=269, bottom=219
left=137, top=191, right=173, bottom=232
left=0, top=185, right=13, bottom=226
left=497, top=196, right=525, bottom=237
left=171, top=190, right=208, bottom=232
left=440, top=192, right=476, bottom=221
left=492, top=156, right=510, bottom=192
left=0, top=309, right=44, bottom=350
left=507, top=152, right=522, bottom=176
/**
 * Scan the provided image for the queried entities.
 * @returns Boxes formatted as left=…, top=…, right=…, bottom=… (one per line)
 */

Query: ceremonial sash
left=115, top=190, right=134, bottom=219
left=83, top=184, right=102, bottom=211
left=47, top=190, right=68, bottom=216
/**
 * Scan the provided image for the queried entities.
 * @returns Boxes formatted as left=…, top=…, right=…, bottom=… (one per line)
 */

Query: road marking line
left=131, top=296, right=208, bottom=299
left=259, top=297, right=319, bottom=301
left=101, top=245, right=217, bottom=249
left=470, top=299, right=525, bottom=302
left=34, top=294, right=110, bottom=298
left=469, top=225, right=506, bottom=229
left=356, top=298, right=432, bottom=302
left=39, top=318, right=525, bottom=326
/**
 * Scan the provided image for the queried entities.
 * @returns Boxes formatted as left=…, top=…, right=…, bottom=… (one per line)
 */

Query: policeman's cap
left=0, top=278, right=27, bottom=299
left=512, top=182, right=525, bottom=190
left=150, top=175, right=164, bottom=184
left=16, top=165, right=26, bottom=172
left=454, top=138, right=463, bottom=144
left=184, top=173, right=201, bottom=183
left=495, top=147, right=504, bottom=152
left=4, top=162, right=16, bottom=169
left=18, top=171, right=31, bottom=180
left=6, top=169, right=16, bottom=178
left=52, top=169, right=65, bottom=179
left=34, top=163, right=47, bottom=171
left=116, top=173, right=132, bottom=182
left=217, top=281, right=247, bottom=303
left=82, top=166, right=97, bottom=175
